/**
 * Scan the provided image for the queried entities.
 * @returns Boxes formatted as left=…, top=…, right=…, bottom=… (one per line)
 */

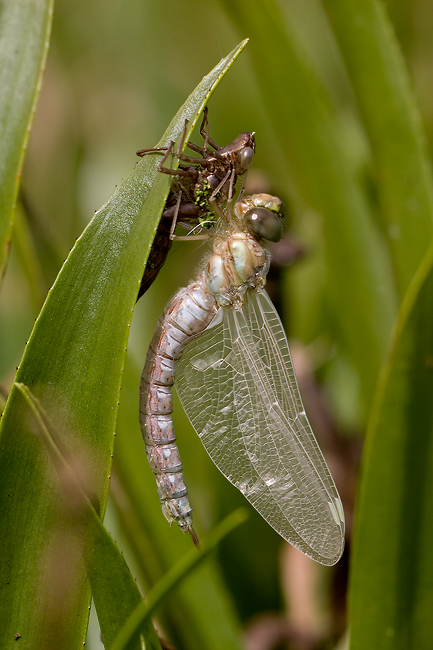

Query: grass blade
left=349, top=240, right=433, bottom=648
left=322, top=0, right=433, bottom=295
left=111, top=510, right=249, bottom=650
left=14, top=382, right=160, bottom=650
left=0, top=0, right=53, bottom=285
left=217, top=0, right=396, bottom=409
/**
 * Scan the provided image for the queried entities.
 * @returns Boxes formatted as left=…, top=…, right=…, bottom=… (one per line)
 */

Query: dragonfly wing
left=176, top=289, right=344, bottom=565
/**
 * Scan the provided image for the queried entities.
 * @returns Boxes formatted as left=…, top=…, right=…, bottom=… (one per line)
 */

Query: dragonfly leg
left=136, top=146, right=166, bottom=156
left=165, top=195, right=210, bottom=241
left=170, top=232, right=210, bottom=241
left=199, top=105, right=220, bottom=152
left=189, top=527, right=200, bottom=548
left=169, top=193, right=182, bottom=239
left=209, top=195, right=228, bottom=223
left=136, top=140, right=190, bottom=175
left=209, top=167, right=231, bottom=202
left=147, top=142, right=199, bottom=177
left=174, top=118, right=190, bottom=158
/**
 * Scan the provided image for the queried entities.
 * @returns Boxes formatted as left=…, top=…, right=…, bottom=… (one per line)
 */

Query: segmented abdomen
left=139, top=276, right=217, bottom=540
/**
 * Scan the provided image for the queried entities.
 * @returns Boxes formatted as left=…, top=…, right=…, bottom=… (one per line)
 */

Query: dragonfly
left=140, top=185, right=345, bottom=565
left=136, top=107, right=255, bottom=299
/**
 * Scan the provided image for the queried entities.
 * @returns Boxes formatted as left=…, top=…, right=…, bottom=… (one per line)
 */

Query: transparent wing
left=176, top=289, right=344, bottom=565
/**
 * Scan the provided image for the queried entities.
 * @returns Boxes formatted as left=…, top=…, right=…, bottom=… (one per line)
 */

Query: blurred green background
left=2, top=0, right=433, bottom=648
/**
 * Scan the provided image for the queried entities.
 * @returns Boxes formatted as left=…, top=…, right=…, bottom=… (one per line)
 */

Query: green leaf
left=0, top=0, right=54, bottom=286
left=0, top=40, right=248, bottom=650
left=111, top=509, right=249, bottom=650
left=217, top=0, right=396, bottom=409
left=322, top=0, right=433, bottom=295
left=13, top=382, right=160, bottom=650
left=349, top=239, right=433, bottom=648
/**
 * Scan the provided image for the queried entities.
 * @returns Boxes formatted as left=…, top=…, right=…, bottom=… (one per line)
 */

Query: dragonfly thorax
left=204, top=193, right=284, bottom=307
left=206, top=232, right=270, bottom=307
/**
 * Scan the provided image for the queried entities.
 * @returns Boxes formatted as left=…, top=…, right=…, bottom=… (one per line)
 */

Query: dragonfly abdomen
left=139, top=278, right=217, bottom=541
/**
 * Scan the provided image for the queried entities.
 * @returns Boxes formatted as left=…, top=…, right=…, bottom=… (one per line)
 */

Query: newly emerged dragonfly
left=140, top=188, right=345, bottom=565
left=137, top=107, right=255, bottom=298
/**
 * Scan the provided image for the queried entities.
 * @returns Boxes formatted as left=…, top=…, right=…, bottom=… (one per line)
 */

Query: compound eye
left=244, top=207, right=284, bottom=242
left=237, top=146, right=255, bottom=172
